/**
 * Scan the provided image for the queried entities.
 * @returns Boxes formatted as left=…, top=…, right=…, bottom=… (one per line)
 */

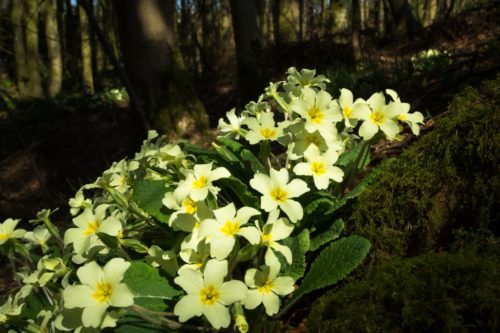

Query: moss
left=349, top=76, right=500, bottom=258
left=305, top=250, right=500, bottom=333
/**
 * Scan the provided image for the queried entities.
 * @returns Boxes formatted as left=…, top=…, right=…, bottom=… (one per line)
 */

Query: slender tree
left=387, top=0, right=419, bottom=36
left=25, top=0, right=43, bottom=97
left=114, top=0, right=208, bottom=137
left=351, top=0, right=362, bottom=64
left=10, top=0, right=28, bottom=97
left=230, top=0, right=265, bottom=101
left=44, top=0, right=63, bottom=97
left=78, top=0, right=94, bottom=93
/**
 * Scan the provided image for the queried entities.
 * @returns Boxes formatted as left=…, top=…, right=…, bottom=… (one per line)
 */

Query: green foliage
left=309, top=219, right=345, bottom=252
left=122, top=261, right=181, bottom=312
left=350, top=77, right=500, bottom=258
left=281, top=229, right=310, bottom=280
left=131, top=180, right=171, bottom=223
left=306, top=250, right=500, bottom=333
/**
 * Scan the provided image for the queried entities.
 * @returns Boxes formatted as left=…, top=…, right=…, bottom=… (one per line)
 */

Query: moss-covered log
left=348, top=77, right=500, bottom=259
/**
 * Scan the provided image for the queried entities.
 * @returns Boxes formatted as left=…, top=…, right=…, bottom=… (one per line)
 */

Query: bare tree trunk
left=376, top=0, right=385, bottom=36
left=272, top=0, right=281, bottom=45
left=298, top=0, right=305, bottom=41
left=114, top=0, right=208, bottom=137
left=387, top=0, right=419, bottom=36
left=230, top=0, right=264, bottom=101
left=25, top=0, right=43, bottom=97
left=351, top=0, right=362, bottom=64
left=10, top=0, right=28, bottom=97
left=94, top=1, right=104, bottom=74
left=44, top=0, right=63, bottom=97
left=65, top=0, right=79, bottom=82
left=78, top=0, right=94, bottom=93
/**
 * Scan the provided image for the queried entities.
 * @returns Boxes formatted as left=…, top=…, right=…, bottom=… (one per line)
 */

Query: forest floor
left=0, top=2, right=499, bottom=299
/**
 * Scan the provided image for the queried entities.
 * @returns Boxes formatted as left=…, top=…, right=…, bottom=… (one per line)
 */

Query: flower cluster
left=0, top=67, right=423, bottom=332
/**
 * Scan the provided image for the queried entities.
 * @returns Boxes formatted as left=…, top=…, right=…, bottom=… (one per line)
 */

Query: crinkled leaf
left=345, top=161, right=386, bottom=199
left=336, top=142, right=363, bottom=167
left=309, top=219, right=345, bottom=252
left=123, top=261, right=182, bottom=312
left=218, top=177, right=259, bottom=209
left=293, top=236, right=370, bottom=300
left=281, top=229, right=310, bottom=280
left=132, top=180, right=171, bottom=223
left=218, top=137, right=266, bottom=174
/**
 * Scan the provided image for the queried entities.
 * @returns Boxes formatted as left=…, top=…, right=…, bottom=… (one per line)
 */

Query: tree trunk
left=78, top=0, right=94, bottom=93
left=272, top=0, right=281, bottom=45
left=44, top=0, right=63, bottom=97
left=95, top=1, right=105, bottom=74
left=25, top=0, right=43, bottom=97
left=387, top=0, right=419, bottom=36
left=376, top=0, right=385, bottom=36
left=10, top=0, right=28, bottom=97
left=230, top=0, right=264, bottom=101
left=65, top=0, right=79, bottom=82
left=114, top=0, right=208, bottom=137
left=351, top=0, right=362, bottom=64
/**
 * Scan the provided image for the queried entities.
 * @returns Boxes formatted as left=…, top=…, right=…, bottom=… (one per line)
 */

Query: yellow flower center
left=182, top=198, right=197, bottom=214
left=0, top=232, right=9, bottom=240
left=307, top=106, right=324, bottom=124
left=195, top=262, right=203, bottom=269
left=311, top=161, right=326, bottom=176
left=257, top=280, right=275, bottom=294
left=370, top=111, right=385, bottom=125
left=305, top=134, right=322, bottom=147
left=192, top=176, right=208, bottom=190
left=270, top=187, right=288, bottom=203
left=199, top=285, right=220, bottom=305
left=92, top=282, right=113, bottom=303
left=397, top=113, right=408, bottom=121
left=260, top=127, right=277, bottom=139
left=261, top=233, right=272, bottom=245
left=117, top=230, right=124, bottom=239
left=342, top=106, right=353, bottom=118
left=220, top=221, right=240, bottom=236
left=83, top=221, right=100, bottom=236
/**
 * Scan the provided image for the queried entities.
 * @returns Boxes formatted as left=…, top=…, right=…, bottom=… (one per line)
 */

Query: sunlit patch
left=307, top=106, right=324, bottom=124
left=199, top=285, right=220, bottom=305
left=220, top=221, right=240, bottom=236
left=370, top=111, right=385, bottom=125
left=270, top=188, right=288, bottom=203
left=92, top=282, right=113, bottom=303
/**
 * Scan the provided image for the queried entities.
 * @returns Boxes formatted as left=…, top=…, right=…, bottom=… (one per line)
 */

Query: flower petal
left=203, top=259, right=228, bottom=287
left=242, top=289, right=263, bottom=310
left=103, top=258, right=130, bottom=285
left=219, top=280, right=248, bottom=305
left=175, top=269, right=204, bottom=294
left=174, top=295, right=203, bottom=322
left=203, top=302, right=230, bottom=329
left=108, top=283, right=134, bottom=307
left=238, top=227, right=260, bottom=245
left=279, top=199, right=303, bottom=222
left=272, top=276, right=295, bottom=295
left=82, top=302, right=108, bottom=328
left=77, top=261, right=103, bottom=289
left=63, top=285, right=95, bottom=308
left=262, top=292, right=280, bottom=316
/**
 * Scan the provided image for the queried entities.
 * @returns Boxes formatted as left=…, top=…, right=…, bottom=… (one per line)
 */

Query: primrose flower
left=338, top=88, right=370, bottom=128
left=0, top=295, right=23, bottom=323
left=146, top=245, right=178, bottom=276
left=243, top=111, right=285, bottom=144
left=291, top=87, right=342, bottom=140
left=0, top=218, right=26, bottom=245
left=293, top=145, right=344, bottom=190
left=63, top=205, right=122, bottom=258
left=63, top=258, right=134, bottom=328
left=174, top=163, right=230, bottom=202
left=174, top=259, right=248, bottom=329
left=69, top=190, right=92, bottom=216
left=24, top=226, right=51, bottom=250
left=200, top=203, right=260, bottom=260
left=250, top=168, right=309, bottom=223
left=242, top=264, right=295, bottom=316
left=218, top=108, right=246, bottom=139
left=260, top=210, right=294, bottom=265
left=386, top=89, right=424, bottom=135
left=355, top=92, right=400, bottom=140
left=179, top=241, right=210, bottom=273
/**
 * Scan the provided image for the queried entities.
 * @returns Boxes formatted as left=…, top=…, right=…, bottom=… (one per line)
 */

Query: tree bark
left=10, top=0, right=28, bottom=97
left=78, top=0, right=94, bottom=93
left=114, top=0, right=208, bottom=137
left=230, top=0, right=265, bottom=101
left=25, top=0, right=43, bottom=97
left=351, top=0, right=362, bottom=64
left=387, top=0, right=419, bottom=36
left=271, top=0, right=281, bottom=45
left=44, top=0, right=63, bottom=97
left=376, top=0, right=385, bottom=36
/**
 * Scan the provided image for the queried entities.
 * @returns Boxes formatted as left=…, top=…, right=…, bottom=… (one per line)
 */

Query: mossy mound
left=305, top=250, right=500, bottom=333
left=349, top=77, right=500, bottom=258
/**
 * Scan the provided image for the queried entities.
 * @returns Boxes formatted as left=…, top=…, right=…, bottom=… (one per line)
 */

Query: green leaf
left=218, top=137, right=266, bottom=174
left=294, top=236, right=370, bottom=300
left=345, top=161, right=386, bottom=199
left=123, top=261, right=182, bottom=312
left=281, top=229, right=310, bottom=280
left=121, top=239, right=149, bottom=253
left=302, top=196, right=335, bottom=227
left=132, top=180, right=171, bottom=223
left=337, top=142, right=363, bottom=167
left=115, top=312, right=165, bottom=333
left=309, top=219, right=345, bottom=252
left=97, top=232, right=119, bottom=249
left=218, top=177, right=259, bottom=208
